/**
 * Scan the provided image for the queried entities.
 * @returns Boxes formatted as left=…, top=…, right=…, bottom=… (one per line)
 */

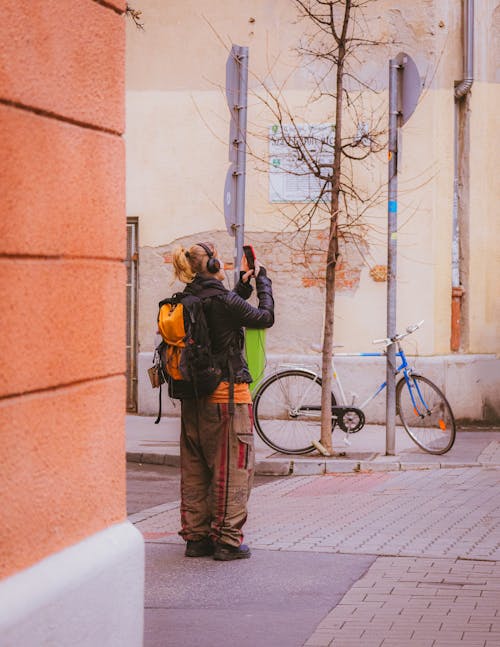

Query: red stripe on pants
left=214, top=403, right=230, bottom=535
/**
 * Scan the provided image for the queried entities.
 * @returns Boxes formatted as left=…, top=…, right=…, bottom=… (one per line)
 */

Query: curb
left=127, top=452, right=181, bottom=468
left=126, top=451, right=499, bottom=474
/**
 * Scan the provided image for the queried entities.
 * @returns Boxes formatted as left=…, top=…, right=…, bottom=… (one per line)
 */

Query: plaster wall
left=138, top=350, right=499, bottom=423
left=126, top=1, right=499, bottom=418
left=468, top=81, right=500, bottom=354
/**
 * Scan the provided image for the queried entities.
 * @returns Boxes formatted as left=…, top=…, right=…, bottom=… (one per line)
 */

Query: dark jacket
left=184, top=269, right=274, bottom=384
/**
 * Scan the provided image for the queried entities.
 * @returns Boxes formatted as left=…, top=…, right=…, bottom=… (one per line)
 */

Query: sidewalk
left=135, top=462, right=500, bottom=646
left=126, top=414, right=500, bottom=475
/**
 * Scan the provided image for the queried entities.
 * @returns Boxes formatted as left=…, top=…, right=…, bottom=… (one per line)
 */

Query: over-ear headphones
left=197, top=242, right=221, bottom=274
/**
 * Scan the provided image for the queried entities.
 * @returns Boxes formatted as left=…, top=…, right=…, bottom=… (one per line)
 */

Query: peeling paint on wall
left=138, top=228, right=370, bottom=355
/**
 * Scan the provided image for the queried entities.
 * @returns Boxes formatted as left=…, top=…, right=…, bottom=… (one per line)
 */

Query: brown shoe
left=185, top=537, right=215, bottom=557
left=213, top=543, right=251, bottom=561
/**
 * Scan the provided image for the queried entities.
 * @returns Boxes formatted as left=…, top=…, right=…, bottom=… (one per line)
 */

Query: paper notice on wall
left=269, top=123, right=334, bottom=203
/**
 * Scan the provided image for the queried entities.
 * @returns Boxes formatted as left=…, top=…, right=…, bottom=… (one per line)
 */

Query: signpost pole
left=234, top=46, right=248, bottom=284
left=386, top=58, right=400, bottom=456
left=385, top=52, right=421, bottom=456
left=224, top=45, right=249, bottom=285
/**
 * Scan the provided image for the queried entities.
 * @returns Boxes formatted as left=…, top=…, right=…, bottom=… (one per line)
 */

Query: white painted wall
left=0, top=522, right=144, bottom=647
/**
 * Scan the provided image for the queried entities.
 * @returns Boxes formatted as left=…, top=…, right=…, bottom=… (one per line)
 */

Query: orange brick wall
left=0, top=0, right=126, bottom=579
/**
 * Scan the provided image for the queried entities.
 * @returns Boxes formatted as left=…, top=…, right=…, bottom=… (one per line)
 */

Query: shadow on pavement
left=144, top=544, right=375, bottom=647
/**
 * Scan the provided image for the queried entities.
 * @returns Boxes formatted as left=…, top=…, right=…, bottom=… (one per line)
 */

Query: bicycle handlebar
left=372, top=320, right=424, bottom=346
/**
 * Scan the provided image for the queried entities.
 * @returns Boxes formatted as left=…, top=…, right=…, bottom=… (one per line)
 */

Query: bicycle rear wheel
left=396, top=374, right=456, bottom=454
left=253, top=369, right=336, bottom=455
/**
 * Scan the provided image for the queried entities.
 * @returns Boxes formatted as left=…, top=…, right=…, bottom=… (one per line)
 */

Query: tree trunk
left=319, top=1, right=350, bottom=453
left=320, top=219, right=339, bottom=453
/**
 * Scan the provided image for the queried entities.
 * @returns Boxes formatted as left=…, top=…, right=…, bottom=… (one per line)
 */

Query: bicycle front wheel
left=253, top=369, right=335, bottom=455
left=396, top=374, right=456, bottom=454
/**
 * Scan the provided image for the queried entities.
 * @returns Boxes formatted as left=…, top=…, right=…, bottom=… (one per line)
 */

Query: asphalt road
left=127, top=463, right=182, bottom=514
left=127, top=463, right=375, bottom=647
left=126, top=462, right=280, bottom=515
left=144, top=545, right=374, bottom=647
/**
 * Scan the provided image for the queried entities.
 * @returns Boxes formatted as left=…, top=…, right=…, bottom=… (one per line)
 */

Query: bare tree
left=126, top=4, right=144, bottom=30
left=254, top=0, right=387, bottom=454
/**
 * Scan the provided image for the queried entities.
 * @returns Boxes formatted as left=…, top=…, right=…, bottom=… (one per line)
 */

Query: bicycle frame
left=274, top=346, right=412, bottom=419
left=333, top=343, right=411, bottom=409
left=252, top=320, right=456, bottom=455
left=334, top=345, right=436, bottom=421
left=271, top=321, right=430, bottom=422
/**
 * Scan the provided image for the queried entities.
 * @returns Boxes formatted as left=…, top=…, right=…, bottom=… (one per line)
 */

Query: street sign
left=226, top=45, right=240, bottom=163
left=224, top=45, right=248, bottom=280
left=225, top=45, right=240, bottom=110
left=223, top=163, right=237, bottom=236
left=394, top=52, right=422, bottom=125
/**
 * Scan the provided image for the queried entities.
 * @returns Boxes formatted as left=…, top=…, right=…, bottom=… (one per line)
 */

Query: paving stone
left=304, top=635, right=333, bottom=646
left=400, top=462, right=436, bottom=470
left=126, top=451, right=143, bottom=462
left=292, top=459, right=326, bottom=475
left=131, top=463, right=500, bottom=647
left=359, top=460, right=401, bottom=472
left=140, top=452, right=166, bottom=465
left=163, top=454, right=180, bottom=467
left=325, top=459, right=361, bottom=473
left=477, top=441, right=500, bottom=465
left=306, top=553, right=500, bottom=647
left=255, top=458, right=292, bottom=475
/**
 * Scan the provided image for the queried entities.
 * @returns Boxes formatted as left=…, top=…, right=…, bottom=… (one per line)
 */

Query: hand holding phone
left=243, top=245, right=256, bottom=271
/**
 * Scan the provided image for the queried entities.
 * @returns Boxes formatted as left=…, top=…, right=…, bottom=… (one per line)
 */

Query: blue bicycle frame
left=334, top=346, right=430, bottom=418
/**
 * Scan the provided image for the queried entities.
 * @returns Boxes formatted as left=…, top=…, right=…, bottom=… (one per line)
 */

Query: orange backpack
left=156, top=291, right=222, bottom=402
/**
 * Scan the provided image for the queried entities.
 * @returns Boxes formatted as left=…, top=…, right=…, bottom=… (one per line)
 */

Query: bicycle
left=252, top=321, right=456, bottom=456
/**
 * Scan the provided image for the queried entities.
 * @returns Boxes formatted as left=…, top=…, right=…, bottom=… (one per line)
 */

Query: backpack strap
left=198, top=287, right=225, bottom=301
left=154, top=380, right=162, bottom=424
left=158, top=293, right=181, bottom=310
left=153, top=341, right=167, bottom=424
left=227, top=360, right=235, bottom=416
left=198, top=288, right=237, bottom=414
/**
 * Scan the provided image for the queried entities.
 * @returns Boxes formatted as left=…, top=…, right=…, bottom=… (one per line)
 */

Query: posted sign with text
left=269, top=123, right=334, bottom=203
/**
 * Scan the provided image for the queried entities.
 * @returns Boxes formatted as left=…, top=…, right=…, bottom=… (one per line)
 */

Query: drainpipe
left=451, top=0, right=474, bottom=351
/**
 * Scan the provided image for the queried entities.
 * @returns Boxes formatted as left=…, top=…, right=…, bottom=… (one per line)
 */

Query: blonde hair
left=172, top=242, right=216, bottom=283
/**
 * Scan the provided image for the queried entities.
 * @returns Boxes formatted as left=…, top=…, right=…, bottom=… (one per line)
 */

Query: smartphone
left=243, top=245, right=256, bottom=270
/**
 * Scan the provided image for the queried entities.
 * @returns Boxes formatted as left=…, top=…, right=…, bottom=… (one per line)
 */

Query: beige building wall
left=467, top=1, right=500, bottom=354
left=126, top=0, right=499, bottom=420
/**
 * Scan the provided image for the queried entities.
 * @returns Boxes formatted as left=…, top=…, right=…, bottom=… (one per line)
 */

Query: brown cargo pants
left=178, top=399, right=254, bottom=548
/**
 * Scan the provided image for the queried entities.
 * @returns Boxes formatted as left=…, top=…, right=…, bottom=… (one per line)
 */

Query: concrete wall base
left=0, top=521, right=144, bottom=647
left=138, top=351, right=499, bottom=423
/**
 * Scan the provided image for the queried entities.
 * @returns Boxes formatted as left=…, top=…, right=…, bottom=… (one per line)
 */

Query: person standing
left=171, top=241, right=274, bottom=560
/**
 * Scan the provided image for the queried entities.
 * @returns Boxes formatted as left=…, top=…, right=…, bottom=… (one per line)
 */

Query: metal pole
left=386, top=58, right=400, bottom=456
left=451, top=0, right=474, bottom=350
left=234, top=46, right=248, bottom=284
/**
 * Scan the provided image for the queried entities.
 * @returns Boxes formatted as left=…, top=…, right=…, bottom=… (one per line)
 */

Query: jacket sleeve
left=224, top=268, right=274, bottom=329
left=233, top=273, right=253, bottom=300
